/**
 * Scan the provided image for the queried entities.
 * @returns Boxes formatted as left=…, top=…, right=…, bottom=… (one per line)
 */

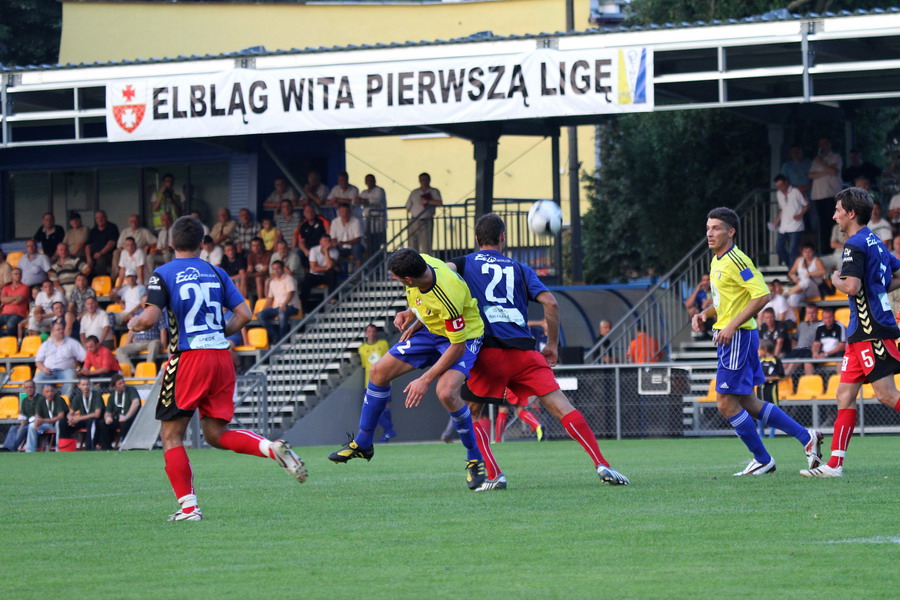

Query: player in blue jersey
left=693, top=207, right=822, bottom=476
left=129, top=216, right=306, bottom=522
left=447, top=213, right=629, bottom=487
left=802, top=188, right=900, bottom=477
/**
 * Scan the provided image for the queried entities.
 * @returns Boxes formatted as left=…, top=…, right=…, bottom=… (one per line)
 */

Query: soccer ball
left=527, top=200, right=563, bottom=236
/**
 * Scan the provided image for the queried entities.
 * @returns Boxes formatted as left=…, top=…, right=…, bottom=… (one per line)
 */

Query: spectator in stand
left=787, top=243, right=827, bottom=309
left=59, top=377, right=105, bottom=450
left=1, top=380, right=38, bottom=452
left=760, top=279, right=793, bottom=326
left=246, top=237, right=272, bottom=301
left=113, top=237, right=147, bottom=290
left=33, top=212, right=65, bottom=256
left=327, top=171, right=360, bottom=220
left=855, top=176, right=880, bottom=211
left=199, top=235, right=223, bottom=267
left=234, top=208, right=261, bottom=255
left=626, top=323, right=662, bottom=363
left=772, top=173, right=809, bottom=267
left=258, top=260, right=301, bottom=343
left=301, top=170, right=329, bottom=217
left=270, top=239, right=301, bottom=282
left=49, top=300, right=76, bottom=339
left=359, top=174, right=387, bottom=250
left=843, top=148, right=882, bottom=186
left=79, top=296, right=112, bottom=349
left=784, top=303, right=822, bottom=377
left=259, top=217, right=277, bottom=251
left=150, top=173, right=183, bottom=231
left=759, top=307, right=791, bottom=358
left=295, top=204, right=329, bottom=270
left=331, top=203, right=365, bottom=272
left=808, top=137, right=843, bottom=253
left=113, top=214, right=155, bottom=284
left=35, top=279, right=65, bottom=314
left=781, top=144, right=812, bottom=198
left=34, top=321, right=85, bottom=399
left=63, top=211, right=89, bottom=259
left=77, top=335, right=121, bottom=379
left=49, top=242, right=89, bottom=296
left=0, top=249, right=11, bottom=288
left=888, top=187, right=900, bottom=234
left=112, top=270, right=146, bottom=326
left=25, top=383, right=67, bottom=453
left=190, top=210, right=210, bottom=236
left=300, top=234, right=339, bottom=313
left=149, top=211, right=175, bottom=270
left=220, top=242, right=248, bottom=298
left=757, top=339, right=784, bottom=438
left=597, top=319, right=613, bottom=361
left=0, top=268, right=30, bottom=336
left=274, top=200, right=301, bottom=248
left=67, top=273, right=96, bottom=321
left=18, top=239, right=51, bottom=287
left=811, top=307, right=847, bottom=373
left=867, top=201, right=893, bottom=243
left=262, top=176, right=300, bottom=214
left=85, top=210, right=119, bottom=277
left=117, top=303, right=166, bottom=367
left=827, top=222, right=848, bottom=272
left=406, top=172, right=443, bottom=255
left=210, top=208, right=237, bottom=246
left=685, top=274, right=711, bottom=319
left=98, top=373, right=141, bottom=447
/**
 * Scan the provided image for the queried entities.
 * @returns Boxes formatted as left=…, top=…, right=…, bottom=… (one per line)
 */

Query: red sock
left=219, top=429, right=268, bottom=458
left=473, top=421, right=500, bottom=480
left=164, top=446, right=195, bottom=500
left=477, top=417, right=491, bottom=433
left=494, top=412, right=508, bottom=443
left=827, top=408, right=857, bottom=469
left=561, top=410, right=609, bottom=468
left=518, top=410, right=541, bottom=432
left=894, top=397, right=900, bottom=412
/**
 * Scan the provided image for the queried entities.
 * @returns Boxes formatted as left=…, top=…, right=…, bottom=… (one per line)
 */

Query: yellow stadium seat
left=118, top=363, right=133, bottom=378
left=834, top=307, right=851, bottom=328
left=3, top=365, right=32, bottom=388
left=788, top=375, right=824, bottom=400
left=61, top=394, right=70, bottom=408
left=252, top=298, right=267, bottom=318
left=861, top=383, right=874, bottom=398
left=11, top=335, right=41, bottom=358
left=119, top=332, right=130, bottom=348
left=0, top=395, right=19, bottom=418
left=91, top=275, right=112, bottom=297
left=697, top=379, right=717, bottom=402
left=824, top=375, right=840, bottom=400
left=777, top=377, right=794, bottom=399
left=823, top=293, right=844, bottom=302
left=106, top=303, right=123, bottom=313
left=0, top=336, right=18, bottom=357
left=134, top=361, right=158, bottom=382
left=102, top=393, right=110, bottom=406
left=6, top=251, right=23, bottom=268
left=234, top=327, right=269, bottom=352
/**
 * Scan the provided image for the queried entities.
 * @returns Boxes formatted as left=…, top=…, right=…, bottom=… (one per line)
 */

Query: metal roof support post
left=552, top=130, right=564, bottom=283
left=801, top=20, right=813, bottom=102
left=473, top=136, right=498, bottom=218
left=1, top=74, right=8, bottom=148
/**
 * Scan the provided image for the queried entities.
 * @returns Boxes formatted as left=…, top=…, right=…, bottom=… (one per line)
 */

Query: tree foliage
left=0, top=0, right=62, bottom=67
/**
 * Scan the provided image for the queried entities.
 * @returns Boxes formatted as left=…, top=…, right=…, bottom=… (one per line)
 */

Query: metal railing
left=584, top=188, right=773, bottom=365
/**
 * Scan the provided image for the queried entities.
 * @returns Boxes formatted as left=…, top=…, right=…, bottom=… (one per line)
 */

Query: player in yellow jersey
left=357, top=324, right=395, bottom=442
left=692, top=207, right=822, bottom=476
left=329, top=248, right=487, bottom=490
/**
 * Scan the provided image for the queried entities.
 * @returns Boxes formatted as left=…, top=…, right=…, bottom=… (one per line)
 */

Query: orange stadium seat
left=3, top=365, right=32, bottom=388
left=787, top=375, right=824, bottom=400
left=0, top=336, right=18, bottom=357
left=11, top=336, right=41, bottom=358
left=6, top=251, right=23, bottom=268
left=91, top=275, right=112, bottom=297
left=0, top=395, right=19, bottom=419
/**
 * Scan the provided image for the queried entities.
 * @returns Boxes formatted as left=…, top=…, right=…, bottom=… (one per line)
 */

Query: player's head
left=706, top=207, right=738, bottom=252
left=475, top=213, right=506, bottom=248
left=834, top=187, right=872, bottom=228
left=171, top=216, right=205, bottom=252
left=388, top=248, right=428, bottom=284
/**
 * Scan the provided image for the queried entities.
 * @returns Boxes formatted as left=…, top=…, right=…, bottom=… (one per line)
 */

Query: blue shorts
left=715, top=328, right=765, bottom=396
left=388, top=329, right=482, bottom=378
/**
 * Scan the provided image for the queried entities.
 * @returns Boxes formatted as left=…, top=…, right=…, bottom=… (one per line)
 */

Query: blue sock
left=377, top=406, right=394, bottom=434
left=727, top=410, right=771, bottom=464
left=759, top=402, right=810, bottom=444
left=449, top=405, right=482, bottom=462
left=355, top=383, right=391, bottom=448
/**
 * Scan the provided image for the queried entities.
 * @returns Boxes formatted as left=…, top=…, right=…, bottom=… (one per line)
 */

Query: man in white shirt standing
left=330, top=204, right=365, bottom=272
left=808, top=137, right=843, bottom=253
left=359, top=173, right=387, bottom=250
left=405, top=172, right=443, bottom=255
left=772, top=174, right=809, bottom=267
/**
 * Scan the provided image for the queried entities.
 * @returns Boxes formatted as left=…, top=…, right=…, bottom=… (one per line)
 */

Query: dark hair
left=171, top=216, right=205, bottom=252
left=762, top=307, right=775, bottom=316
left=110, top=373, right=125, bottom=386
left=223, top=242, right=235, bottom=251
left=86, top=335, right=99, bottom=344
left=835, top=187, right=872, bottom=225
left=759, top=339, right=775, bottom=353
left=337, top=170, right=348, bottom=179
left=707, top=207, right=739, bottom=232
left=125, top=236, right=136, bottom=244
left=801, top=242, right=815, bottom=251
left=202, top=235, right=214, bottom=245
left=771, top=279, right=782, bottom=285
left=388, top=248, right=428, bottom=279
left=163, top=173, right=174, bottom=181
left=419, top=172, right=430, bottom=181
left=821, top=307, right=835, bottom=315
left=271, top=260, right=285, bottom=269
left=475, top=213, right=506, bottom=247
left=773, top=174, right=789, bottom=184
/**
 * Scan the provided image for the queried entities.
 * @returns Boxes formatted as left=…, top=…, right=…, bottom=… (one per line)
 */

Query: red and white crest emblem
left=110, top=83, right=146, bottom=133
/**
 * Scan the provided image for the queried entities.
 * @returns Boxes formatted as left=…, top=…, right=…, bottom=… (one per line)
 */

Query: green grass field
left=2, top=436, right=897, bottom=599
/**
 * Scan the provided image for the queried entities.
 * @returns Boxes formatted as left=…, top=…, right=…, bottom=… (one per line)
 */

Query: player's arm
left=888, top=269, right=900, bottom=293
left=536, top=290, right=560, bottom=366
left=403, top=341, right=466, bottom=408
left=692, top=304, right=717, bottom=332
left=832, top=242, right=865, bottom=295
left=130, top=304, right=161, bottom=332
left=223, top=277, right=253, bottom=337
left=133, top=273, right=167, bottom=332
left=716, top=293, right=769, bottom=346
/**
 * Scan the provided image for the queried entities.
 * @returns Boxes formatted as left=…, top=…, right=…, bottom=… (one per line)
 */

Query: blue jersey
left=450, top=249, right=549, bottom=350
left=839, top=227, right=900, bottom=343
left=146, top=257, right=245, bottom=352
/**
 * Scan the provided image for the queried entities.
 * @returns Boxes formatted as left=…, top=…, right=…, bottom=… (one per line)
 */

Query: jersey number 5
left=482, top=263, right=514, bottom=304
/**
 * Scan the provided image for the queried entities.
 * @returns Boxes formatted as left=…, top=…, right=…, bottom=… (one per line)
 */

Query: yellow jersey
left=709, top=244, right=769, bottom=330
left=358, top=339, right=389, bottom=385
left=406, top=254, right=484, bottom=344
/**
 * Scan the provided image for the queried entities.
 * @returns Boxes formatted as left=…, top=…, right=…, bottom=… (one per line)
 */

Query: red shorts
left=467, top=347, right=559, bottom=403
left=156, top=350, right=236, bottom=422
left=504, top=389, right=528, bottom=406
left=840, top=339, right=900, bottom=384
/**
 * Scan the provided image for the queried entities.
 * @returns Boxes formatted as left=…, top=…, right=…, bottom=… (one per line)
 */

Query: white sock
left=259, top=439, right=274, bottom=458
left=178, top=493, right=198, bottom=509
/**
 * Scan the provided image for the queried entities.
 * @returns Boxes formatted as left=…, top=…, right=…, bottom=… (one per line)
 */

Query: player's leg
left=160, top=415, right=200, bottom=520
left=467, top=400, right=503, bottom=486
left=376, top=401, right=397, bottom=442
left=739, top=393, right=822, bottom=467
left=435, top=368, right=485, bottom=490
left=801, top=381, right=859, bottom=477
left=494, top=405, right=509, bottom=442
left=514, top=405, right=544, bottom=440
left=718, top=392, right=775, bottom=475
